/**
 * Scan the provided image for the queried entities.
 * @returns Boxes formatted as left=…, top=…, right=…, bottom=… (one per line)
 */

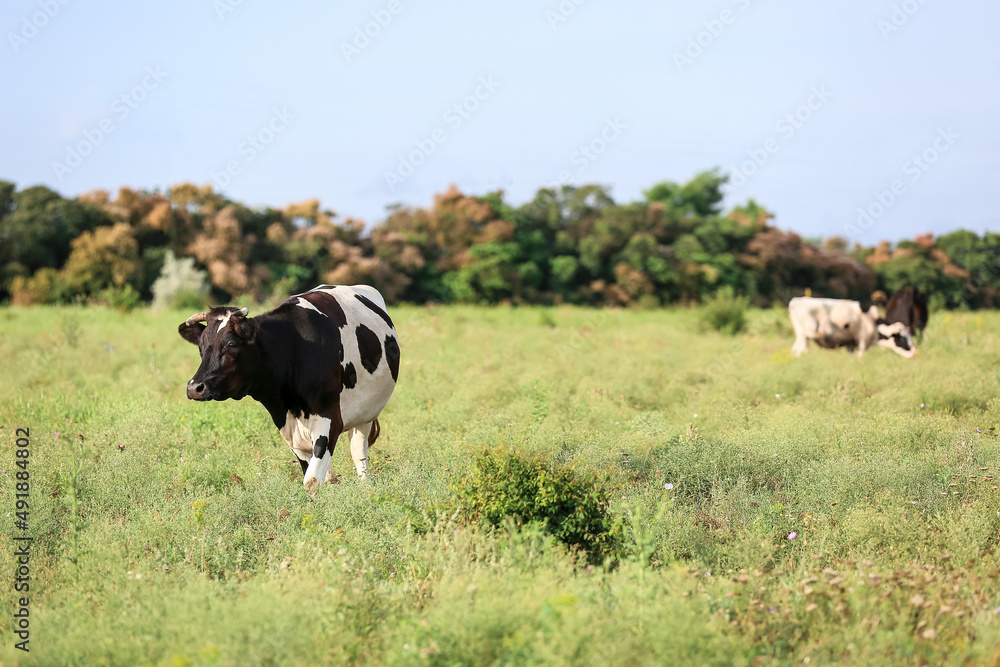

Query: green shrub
left=99, top=284, right=141, bottom=312
left=452, top=446, right=621, bottom=563
left=698, top=286, right=748, bottom=335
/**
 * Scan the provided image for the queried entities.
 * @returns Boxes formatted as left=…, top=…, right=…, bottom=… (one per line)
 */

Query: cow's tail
left=368, top=418, right=380, bottom=448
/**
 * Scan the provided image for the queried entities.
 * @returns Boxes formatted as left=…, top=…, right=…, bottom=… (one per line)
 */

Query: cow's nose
left=187, top=379, right=207, bottom=400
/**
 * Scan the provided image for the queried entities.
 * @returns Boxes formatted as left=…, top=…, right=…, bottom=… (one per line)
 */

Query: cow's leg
left=347, top=420, right=375, bottom=479
left=790, top=319, right=809, bottom=356
left=303, top=412, right=343, bottom=492
left=792, top=335, right=808, bottom=356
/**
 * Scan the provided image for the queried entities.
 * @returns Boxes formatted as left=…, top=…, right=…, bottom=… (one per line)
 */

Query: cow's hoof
left=303, top=476, right=319, bottom=492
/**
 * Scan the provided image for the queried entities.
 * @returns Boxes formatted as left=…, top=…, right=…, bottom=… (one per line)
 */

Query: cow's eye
left=226, top=340, right=239, bottom=350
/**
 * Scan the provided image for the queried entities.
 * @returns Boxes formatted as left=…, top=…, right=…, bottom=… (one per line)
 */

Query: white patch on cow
left=278, top=411, right=312, bottom=461
left=876, top=321, right=917, bottom=358
left=349, top=421, right=372, bottom=478
left=295, top=297, right=327, bottom=317
left=216, top=311, right=233, bottom=332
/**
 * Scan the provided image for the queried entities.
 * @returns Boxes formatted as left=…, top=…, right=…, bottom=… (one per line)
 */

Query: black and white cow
left=788, top=296, right=916, bottom=359
left=178, top=285, right=400, bottom=490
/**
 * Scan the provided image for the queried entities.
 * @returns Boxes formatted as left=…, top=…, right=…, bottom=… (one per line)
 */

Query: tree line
left=0, top=171, right=996, bottom=310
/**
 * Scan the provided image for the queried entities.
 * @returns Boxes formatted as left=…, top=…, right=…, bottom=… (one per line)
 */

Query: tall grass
left=0, top=304, right=999, bottom=665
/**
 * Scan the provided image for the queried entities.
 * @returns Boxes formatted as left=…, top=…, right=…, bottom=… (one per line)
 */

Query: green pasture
left=1, top=304, right=999, bottom=666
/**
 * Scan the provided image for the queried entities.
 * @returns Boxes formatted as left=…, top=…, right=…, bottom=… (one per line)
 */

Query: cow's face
left=178, top=307, right=262, bottom=400
left=875, top=321, right=917, bottom=359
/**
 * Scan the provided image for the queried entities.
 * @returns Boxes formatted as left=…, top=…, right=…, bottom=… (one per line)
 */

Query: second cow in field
left=885, top=287, right=929, bottom=341
left=788, top=296, right=916, bottom=359
left=179, top=284, right=400, bottom=490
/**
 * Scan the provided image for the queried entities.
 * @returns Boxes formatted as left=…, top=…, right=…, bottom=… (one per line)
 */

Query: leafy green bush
left=698, top=286, right=748, bottom=335
left=452, top=446, right=621, bottom=563
left=99, top=284, right=141, bottom=312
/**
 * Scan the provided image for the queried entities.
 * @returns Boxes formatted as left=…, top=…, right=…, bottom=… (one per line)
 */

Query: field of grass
left=1, top=303, right=999, bottom=666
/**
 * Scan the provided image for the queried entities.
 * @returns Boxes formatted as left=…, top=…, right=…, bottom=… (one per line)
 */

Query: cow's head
left=178, top=306, right=261, bottom=400
left=875, top=320, right=917, bottom=359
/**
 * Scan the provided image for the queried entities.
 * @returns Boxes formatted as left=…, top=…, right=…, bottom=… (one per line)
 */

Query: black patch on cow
left=312, top=434, right=329, bottom=459
left=877, top=330, right=888, bottom=340
left=355, top=294, right=395, bottom=329
left=298, top=458, right=309, bottom=474
left=342, top=362, right=357, bottom=390
left=893, top=333, right=911, bottom=350
left=356, top=324, right=382, bottom=374
left=384, top=334, right=400, bottom=382
left=302, top=291, right=349, bottom=329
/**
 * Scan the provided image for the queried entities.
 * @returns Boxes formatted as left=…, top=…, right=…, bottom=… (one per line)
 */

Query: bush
left=452, top=446, right=621, bottom=564
left=9, top=267, right=70, bottom=305
left=698, top=286, right=748, bottom=335
left=151, top=251, right=211, bottom=310
left=99, top=284, right=142, bottom=312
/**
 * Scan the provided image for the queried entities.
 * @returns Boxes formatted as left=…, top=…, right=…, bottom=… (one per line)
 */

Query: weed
left=698, top=286, right=749, bottom=335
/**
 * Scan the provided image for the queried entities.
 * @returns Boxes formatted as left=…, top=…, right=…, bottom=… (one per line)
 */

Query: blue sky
left=1, top=0, right=997, bottom=242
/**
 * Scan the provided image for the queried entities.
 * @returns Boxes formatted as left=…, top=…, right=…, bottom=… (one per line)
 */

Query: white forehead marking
left=217, top=311, right=233, bottom=332
left=296, top=297, right=327, bottom=317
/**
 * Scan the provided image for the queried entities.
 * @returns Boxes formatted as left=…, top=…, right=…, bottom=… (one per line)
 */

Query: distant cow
left=179, top=285, right=400, bottom=490
left=788, top=297, right=916, bottom=359
left=885, top=287, right=929, bottom=341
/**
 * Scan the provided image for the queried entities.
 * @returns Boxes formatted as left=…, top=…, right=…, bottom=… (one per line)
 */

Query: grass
left=0, top=303, right=999, bottom=665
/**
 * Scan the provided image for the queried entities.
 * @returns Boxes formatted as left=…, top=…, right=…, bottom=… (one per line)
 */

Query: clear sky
left=1, top=0, right=997, bottom=242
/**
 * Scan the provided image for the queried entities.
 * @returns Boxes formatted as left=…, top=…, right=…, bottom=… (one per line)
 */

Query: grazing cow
left=788, top=297, right=916, bottom=359
left=178, top=285, right=400, bottom=490
left=885, top=287, right=929, bottom=341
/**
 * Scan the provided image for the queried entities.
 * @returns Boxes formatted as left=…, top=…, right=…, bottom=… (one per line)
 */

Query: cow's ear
left=178, top=321, right=206, bottom=345
left=234, top=316, right=259, bottom=343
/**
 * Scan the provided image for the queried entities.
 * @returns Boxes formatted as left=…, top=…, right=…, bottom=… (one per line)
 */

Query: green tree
left=0, top=185, right=111, bottom=295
